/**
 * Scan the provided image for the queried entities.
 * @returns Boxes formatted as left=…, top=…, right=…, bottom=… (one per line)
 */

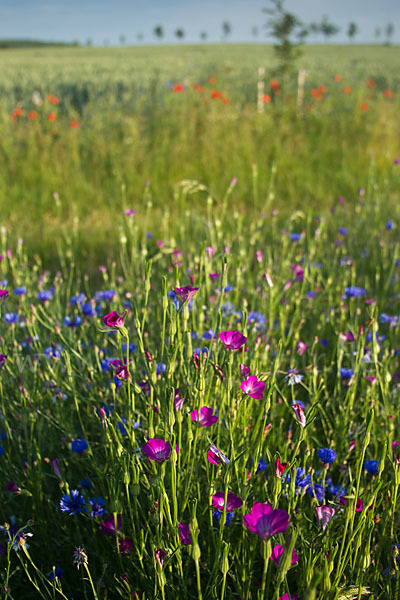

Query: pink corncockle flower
left=103, top=311, right=125, bottom=328
left=212, top=492, right=243, bottom=512
left=339, top=495, right=364, bottom=512
left=240, top=376, right=266, bottom=400
left=6, top=481, right=21, bottom=494
left=367, top=376, right=377, bottom=386
left=291, top=264, right=304, bottom=282
left=240, top=364, right=250, bottom=379
left=157, top=240, right=164, bottom=248
left=284, top=280, right=292, bottom=292
left=349, top=440, right=356, bottom=452
left=117, top=537, right=133, bottom=553
left=315, top=505, right=335, bottom=530
left=392, top=441, right=400, bottom=453
left=110, top=359, right=131, bottom=382
left=174, top=286, right=199, bottom=303
left=142, top=439, right=176, bottom=463
left=256, top=251, right=263, bottom=263
left=50, top=457, right=62, bottom=479
left=99, top=265, right=107, bottom=273
left=270, top=544, right=298, bottom=566
left=296, top=341, right=308, bottom=356
left=264, top=272, right=273, bottom=287
left=279, top=594, right=299, bottom=600
left=219, top=330, right=247, bottom=350
left=155, top=548, right=166, bottom=567
left=0, top=354, right=7, bottom=369
left=230, top=177, right=237, bottom=187
left=178, top=524, right=192, bottom=545
left=0, top=290, right=9, bottom=300
left=124, top=209, right=136, bottom=216
left=275, top=458, right=288, bottom=478
left=206, top=246, right=215, bottom=259
left=243, top=502, right=290, bottom=540
left=209, top=273, right=220, bottom=280
left=101, top=514, right=122, bottom=535
left=190, top=406, right=218, bottom=427
left=207, top=445, right=229, bottom=466
left=292, top=404, right=306, bottom=428
left=173, top=389, right=184, bottom=411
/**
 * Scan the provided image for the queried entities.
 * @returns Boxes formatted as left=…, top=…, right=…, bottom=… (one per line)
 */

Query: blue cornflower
left=44, top=345, right=62, bottom=359
left=380, top=314, right=398, bottom=327
left=47, top=567, right=64, bottom=581
left=292, top=400, right=306, bottom=409
left=121, top=342, right=136, bottom=354
left=224, top=284, right=234, bottom=292
left=89, top=497, right=107, bottom=518
left=71, top=439, right=88, bottom=453
left=59, top=490, right=86, bottom=515
left=146, top=232, right=153, bottom=239
left=82, top=303, right=96, bottom=316
left=123, top=300, right=132, bottom=308
left=256, top=458, right=267, bottom=473
left=64, top=316, right=82, bottom=327
left=70, top=294, right=86, bottom=305
left=37, top=289, right=54, bottom=302
left=339, top=227, right=348, bottom=235
left=290, top=233, right=301, bottom=242
left=340, top=368, right=354, bottom=380
left=0, top=447, right=4, bottom=456
left=282, top=467, right=312, bottom=491
left=306, top=483, right=324, bottom=502
left=156, top=363, right=166, bottom=375
left=13, top=286, right=26, bottom=295
left=366, top=331, right=385, bottom=344
left=344, top=286, right=366, bottom=299
left=102, top=290, right=116, bottom=302
left=80, top=478, right=92, bottom=490
left=213, top=510, right=234, bottom=525
left=100, top=359, right=110, bottom=372
left=284, top=368, right=303, bottom=385
left=117, top=418, right=129, bottom=436
left=317, top=448, right=337, bottom=463
left=364, top=459, right=379, bottom=475
left=4, top=313, right=18, bottom=323
left=306, top=291, right=317, bottom=299
left=386, top=221, right=394, bottom=230
left=247, top=311, right=266, bottom=327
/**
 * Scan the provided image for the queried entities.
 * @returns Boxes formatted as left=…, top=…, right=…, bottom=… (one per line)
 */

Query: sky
left=1, top=0, right=399, bottom=45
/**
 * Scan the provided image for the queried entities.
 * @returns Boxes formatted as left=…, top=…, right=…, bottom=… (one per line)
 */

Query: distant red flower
left=173, top=84, right=184, bottom=92
left=366, top=78, right=375, bottom=88
left=48, top=94, right=60, bottom=105
left=70, top=120, right=79, bottom=129
left=263, top=94, right=271, bottom=103
left=209, top=76, right=216, bottom=84
left=384, top=88, right=395, bottom=99
left=343, top=86, right=351, bottom=94
left=28, top=110, right=36, bottom=120
left=48, top=112, right=56, bottom=122
left=360, top=102, right=368, bottom=111
left=211, top=90, right=222, bottom=99
left=270, top=80, right=280, bottom=90
left=318, top=85, right=327, bottom=94
left=221, top=97, right=229, bottom=104
left=13, top=108, right=23, bottom=117
left=334, top=74, right=341, bottom=82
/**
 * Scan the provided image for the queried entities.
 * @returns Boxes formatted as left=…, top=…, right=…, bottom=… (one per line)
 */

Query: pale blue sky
left=1, top=0, right=399, bottom=44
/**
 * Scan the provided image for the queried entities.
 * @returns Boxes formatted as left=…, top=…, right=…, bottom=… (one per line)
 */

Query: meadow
left=0, top=43, right=399, bottom=599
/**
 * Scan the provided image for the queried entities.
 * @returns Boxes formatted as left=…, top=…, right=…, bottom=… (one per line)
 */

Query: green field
left=0, top=44, right=399, bottom=269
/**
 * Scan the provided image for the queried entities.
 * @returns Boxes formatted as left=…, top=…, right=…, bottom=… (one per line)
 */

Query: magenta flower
left=103, top=311, right=125, bottom=328
left=296, top=341, right=308, bottom=355
left=117, top=537, right=133, bottom=553
left=101, top=514, right=122, bottom=535
left=174, top=389, right=184, bottom=411
left=124, top=209, right=136, bottom=216
left=240, top=376, right=265, bottom=399
left=50, top=457, right=62, bottom=479
left=240, top=364, right=250, bottom=379
left=155, top=548, right=166, bottom=567
left=6, top=481, right=21, bottom=494
left=292, top=404, right=306, bottom=428
left=279, top=594, right=299, bottom=600
left=174, top=286, right=199, bottom=303
left=212, top=492, right=243, bottom=512
left=0, top=290, right=9, bottom=301
left=110, top=359, right=131, bottom=382
left=142, top=439, right=175, bottom=462
left=243, top=502, right=290, bottom=541
left=219, top=330, right=247, bottom=350
left=207, top=445, right=229, bottom=466
left=339, top=495, right=363, bottom=512
left=178, top=523, right=192, bottom=545
left=270, top=544, right=298, bottom=566
left=315, top=505, right=335, bottom=530
left=190, top=406, right=218, bottom=427
left=275, top=458, right=288, bottom=478
left=0, top=354, right=7, bottom=369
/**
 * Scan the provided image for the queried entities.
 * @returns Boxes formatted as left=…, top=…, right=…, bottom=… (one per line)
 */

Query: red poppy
left=10, top=114, right=16, bottom=121
left=318, top=85, right=327, bottom=94
left=70, top=120, right=79, bottom=129
left=360, top=102, right=368, bottom=111
left=13, top=108, right=23, bottom=116
left=263, top=94, right=271, bottom=103
left=384, top=88, right=395, bottom=99
left=47, top=94, right=60, bottom=105
left=211, top=90, right=222, bottom=99
left=366, top=78, right=375, bottom=88
left=48, top=112, right=56, bottom=122
left=221, top=97, right=229, bottom=104
left=270, top=80, right=280, bottom=90
left=209, top=76, right=216, bottom=84
left=173, top=84, right=184, bottom=92
left=334, top=74, right=341, bottom=82
left=28, top=111, right=36, bottom=120
left=343, top=86, right=351, bottom=94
